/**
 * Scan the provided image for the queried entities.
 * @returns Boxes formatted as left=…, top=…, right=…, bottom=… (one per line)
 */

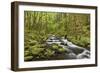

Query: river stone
left=77, top=50, right=90, bottom=59
left=66, top=53, right=77, bottom=59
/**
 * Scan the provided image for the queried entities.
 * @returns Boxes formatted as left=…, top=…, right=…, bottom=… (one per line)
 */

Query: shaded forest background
left=24, top=11, right=90, bottom=61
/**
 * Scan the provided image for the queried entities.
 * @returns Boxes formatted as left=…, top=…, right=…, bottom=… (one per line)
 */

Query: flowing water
left=46, top=35, right=90, bottom=59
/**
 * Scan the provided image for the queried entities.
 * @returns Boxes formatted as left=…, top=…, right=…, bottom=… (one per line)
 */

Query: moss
left=24, top=50, right=30, bottom=56
left=29, top=40, right=38, bottom=46
left=58, top=48, right=66, bottom=52
left=24, top=45, right=30, bottom=50
left=30, top=45, right=45, bottom=55
left=44, top=49, right=55, bottom=57
left=24, top=56, right=33, bottom=61
left=52, top=44, right=59, bottom=50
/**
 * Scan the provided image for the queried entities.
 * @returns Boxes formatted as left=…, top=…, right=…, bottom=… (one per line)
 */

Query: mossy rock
left=52, top=44, right=59, bottom=49
left=44, top=49, right=55, bottom=57
left=24, top=56, right=33, bottom=61
left=24, top=45, right=30, bottom=50
left=58, top=48, right=66, bottom=53
left=51, top=44, right=61, bottom=50
left=31, top=45, right=45, bottom=55
left=24, top=50, right=30, bottom=56
left=29, top=40, right=38, bottom=46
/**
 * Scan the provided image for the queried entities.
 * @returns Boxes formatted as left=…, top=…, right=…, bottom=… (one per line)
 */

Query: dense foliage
left=24, top=11, right=90, bottom=61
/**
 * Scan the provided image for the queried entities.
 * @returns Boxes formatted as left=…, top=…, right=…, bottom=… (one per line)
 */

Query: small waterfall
left=46, top=35, right=90, bottom=59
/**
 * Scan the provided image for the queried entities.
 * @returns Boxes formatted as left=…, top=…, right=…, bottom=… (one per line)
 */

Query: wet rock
left=66, top=53, right=77, bottom=59
left=77, top=50, right=90, bottom=59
